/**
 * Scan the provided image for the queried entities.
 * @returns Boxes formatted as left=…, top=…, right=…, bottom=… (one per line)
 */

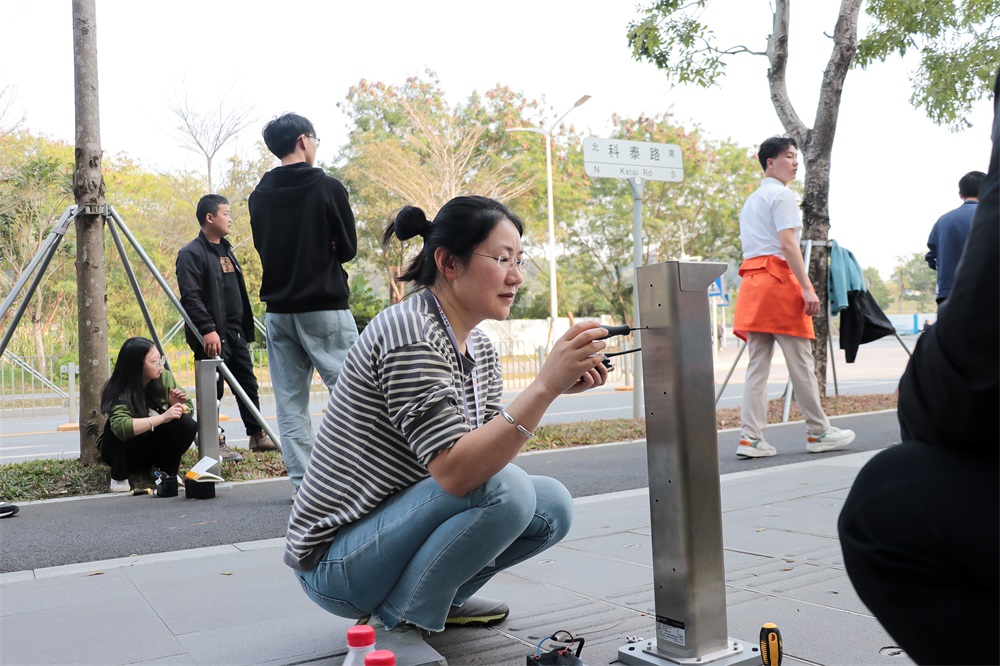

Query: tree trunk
left=766, top=0, right=862, bottom=396
left=73, top=0, right=109, bottom=466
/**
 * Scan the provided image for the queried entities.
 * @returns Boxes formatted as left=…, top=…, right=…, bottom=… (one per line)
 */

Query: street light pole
left=509, top=95, right=590, bottom=338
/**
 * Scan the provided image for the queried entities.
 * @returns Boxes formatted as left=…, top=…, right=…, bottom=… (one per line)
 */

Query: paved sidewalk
left=0, top=450, right=909, bottom=666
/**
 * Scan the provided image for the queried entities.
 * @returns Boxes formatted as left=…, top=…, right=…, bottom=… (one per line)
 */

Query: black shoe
left=1, top=501, right=20, bottom=518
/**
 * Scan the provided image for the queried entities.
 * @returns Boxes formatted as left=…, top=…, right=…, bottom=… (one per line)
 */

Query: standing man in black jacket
left=249, top=114, right=359, bottom=492
left=177, top=194, right=277, bottom=461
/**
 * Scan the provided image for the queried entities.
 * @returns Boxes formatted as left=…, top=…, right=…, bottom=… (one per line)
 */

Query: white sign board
left=582, top=137, right=684, bottom=182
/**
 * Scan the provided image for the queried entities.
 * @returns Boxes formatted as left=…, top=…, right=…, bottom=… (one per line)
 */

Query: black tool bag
left=526, top=631, right=586, bottom=665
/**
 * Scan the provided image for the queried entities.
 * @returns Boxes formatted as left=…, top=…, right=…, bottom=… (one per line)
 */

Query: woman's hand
left=168, top=388, right=187, bottom=406
left=161, top=402, right=185, bottom=423
left=564, top=359, right=610, bottom=395
left=535, top=322, right=608, bottom=398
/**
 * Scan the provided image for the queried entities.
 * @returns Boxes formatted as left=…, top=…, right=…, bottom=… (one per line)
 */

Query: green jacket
left=103, top=369, right=194, bottom=442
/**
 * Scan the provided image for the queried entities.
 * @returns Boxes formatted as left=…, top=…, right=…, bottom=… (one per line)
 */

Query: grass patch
left=1, top=393, right=896, bottom=502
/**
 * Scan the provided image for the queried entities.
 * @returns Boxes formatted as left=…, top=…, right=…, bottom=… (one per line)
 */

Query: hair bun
left=394, top=206, right=432, bottom=241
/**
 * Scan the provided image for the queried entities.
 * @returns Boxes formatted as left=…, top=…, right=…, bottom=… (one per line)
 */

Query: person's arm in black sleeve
left=176, top=247, right=217, bottom=341
left=328, top=178, right=357, bottom=263
left=897, top=111, right=999, bottom=453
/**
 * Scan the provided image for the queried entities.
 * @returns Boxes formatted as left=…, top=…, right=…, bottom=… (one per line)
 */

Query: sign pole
left=629, top=176, right=644, bottom=419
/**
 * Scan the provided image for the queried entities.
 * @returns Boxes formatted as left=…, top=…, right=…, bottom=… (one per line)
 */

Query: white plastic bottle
left=342, top=624, right=376, bottom=666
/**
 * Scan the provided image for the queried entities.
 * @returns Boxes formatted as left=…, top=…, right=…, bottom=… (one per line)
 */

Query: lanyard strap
left=429, top=292, right=481, bottom=428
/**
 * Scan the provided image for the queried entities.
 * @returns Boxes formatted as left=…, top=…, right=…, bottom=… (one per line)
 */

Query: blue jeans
left=265, top=310, right=358, bottom=489
left=294, top=465, right=573, bottom=632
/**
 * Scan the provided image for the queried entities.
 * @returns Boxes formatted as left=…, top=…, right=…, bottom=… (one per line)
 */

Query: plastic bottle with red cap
left=342, top=624, right=376, bottom=666
left=364, top=649, right=396, bottom=665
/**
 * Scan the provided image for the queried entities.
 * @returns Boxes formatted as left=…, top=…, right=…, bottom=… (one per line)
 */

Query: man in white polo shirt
left=732, top=135, right=854, bottom=458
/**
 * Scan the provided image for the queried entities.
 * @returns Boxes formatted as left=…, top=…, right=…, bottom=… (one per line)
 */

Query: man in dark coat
left=177, top=194, right=277, bottom=461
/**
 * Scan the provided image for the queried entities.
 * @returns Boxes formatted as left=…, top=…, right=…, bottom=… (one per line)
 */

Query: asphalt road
left=0, top=410, right=899, bottom=574
left=0, top=335, right=912, bottom=464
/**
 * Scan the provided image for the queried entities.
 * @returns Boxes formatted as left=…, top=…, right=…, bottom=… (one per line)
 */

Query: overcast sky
left=1, top=0, right=993, bottom=279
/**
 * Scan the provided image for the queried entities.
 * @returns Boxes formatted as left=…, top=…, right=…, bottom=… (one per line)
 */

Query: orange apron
left=732, top=255, right=815, bottom=341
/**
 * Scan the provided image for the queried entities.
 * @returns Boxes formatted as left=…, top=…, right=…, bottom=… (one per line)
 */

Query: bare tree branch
left=168, top=85, right=255, bottom=191
left=0, top=83, right=26, bottom=139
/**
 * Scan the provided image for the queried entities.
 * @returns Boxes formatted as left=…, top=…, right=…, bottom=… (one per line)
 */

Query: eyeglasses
left=303, top=134, right=320, bottom=146
left=148, top=355, right=165, bottom=367
left=472, top=253, right=530, bottom=273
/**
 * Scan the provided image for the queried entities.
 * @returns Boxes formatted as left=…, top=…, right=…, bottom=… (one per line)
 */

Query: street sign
left=708, top=277, right=723, bottom=297
left=582, top=137, right=684, bottom=182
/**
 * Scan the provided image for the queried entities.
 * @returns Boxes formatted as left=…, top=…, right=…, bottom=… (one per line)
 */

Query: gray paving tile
left=723, top=501, right=842, bottom=538
left=725, top=590, right=913, bottom=666
left=722, top=522, right=844, bottom=564
left=0, top=568, right=135, bottom=616
left=1, top=598, right=183, bottom=665
left=124, top=550, right=315, bottom=636
left=174, top=609, right=349, bottom=666
left=556, top=529, right=653, bottom=568
left=507, top=543, right=653, bottom=601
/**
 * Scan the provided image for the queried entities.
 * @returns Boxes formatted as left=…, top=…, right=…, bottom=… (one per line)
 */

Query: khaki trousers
left=740, top=332, right=829, bottom=439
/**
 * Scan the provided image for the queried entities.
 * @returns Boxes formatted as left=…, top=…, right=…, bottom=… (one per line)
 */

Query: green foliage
left=627, top=0, right=725, bottom=88
left=0, top=131, right=76, bottom=361
left=863, top=266, right=894, bottom=311
left=335, top=71, right=546, bottom=303
left=892, top=251, right=938, bottom=311
left=349, top=274, right=389, bottom=333
left=563, top=114, right=758, bottom=325
left=856, top=0, right=1000, bottom=129
left=631, top=0, right=999, bottom=130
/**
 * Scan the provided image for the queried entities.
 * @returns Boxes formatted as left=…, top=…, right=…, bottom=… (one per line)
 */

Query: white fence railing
left=1, top=339, right=635, bottom=419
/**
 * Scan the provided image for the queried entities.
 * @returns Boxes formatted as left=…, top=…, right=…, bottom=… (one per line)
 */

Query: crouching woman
left=285, top=196, right=609, bottom=649
left=99, top=337, right=197, bottom=493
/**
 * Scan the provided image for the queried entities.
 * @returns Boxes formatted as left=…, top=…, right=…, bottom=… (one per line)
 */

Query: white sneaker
left=806, top=427, right=855, bottom=453
left=736, top=436, right=777, bottom=458
left=110, top=479, right=131, bottom=493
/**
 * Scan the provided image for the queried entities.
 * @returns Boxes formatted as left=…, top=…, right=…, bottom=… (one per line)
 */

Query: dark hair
left=196, top=194, right=229, bottom=226
left=959, top=170, right=986, bottom=198
left=757, top=135, right=798, bottom=172
left=261, top=112, right=315, bottom=159
left=382, top=196, right=524, bottom=287
left=100, top=337, right=166, bottom=416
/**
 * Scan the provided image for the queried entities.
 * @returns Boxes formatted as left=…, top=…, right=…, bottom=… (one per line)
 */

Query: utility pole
left=73, top=0, right=109, bottom=465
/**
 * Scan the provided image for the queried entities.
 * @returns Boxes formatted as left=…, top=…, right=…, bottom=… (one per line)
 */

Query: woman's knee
left=479, top=465, right=537, bottom=527
left=530, top=476, right=574, bottom=542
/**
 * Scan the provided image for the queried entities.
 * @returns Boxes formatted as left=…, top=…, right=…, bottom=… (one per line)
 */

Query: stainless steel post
left=195, top=359, right=223, bottom=475
left=618, top=260, right=757, bottom=666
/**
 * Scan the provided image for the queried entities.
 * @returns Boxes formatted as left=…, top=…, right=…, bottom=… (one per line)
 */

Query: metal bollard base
left=618, top=637, right=760, bottom=666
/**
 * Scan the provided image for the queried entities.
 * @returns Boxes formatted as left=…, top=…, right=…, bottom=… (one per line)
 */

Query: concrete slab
left=1, top=595, right=184, bottom=665
left=0, top=449, right=914, bottom=666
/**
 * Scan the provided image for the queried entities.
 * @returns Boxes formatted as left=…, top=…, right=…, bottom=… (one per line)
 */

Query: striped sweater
left=284, top=290, right=503, bottom=570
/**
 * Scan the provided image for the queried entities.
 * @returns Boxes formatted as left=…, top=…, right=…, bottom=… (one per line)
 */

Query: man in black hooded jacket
left=248, top=113, right=359, bottom=491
